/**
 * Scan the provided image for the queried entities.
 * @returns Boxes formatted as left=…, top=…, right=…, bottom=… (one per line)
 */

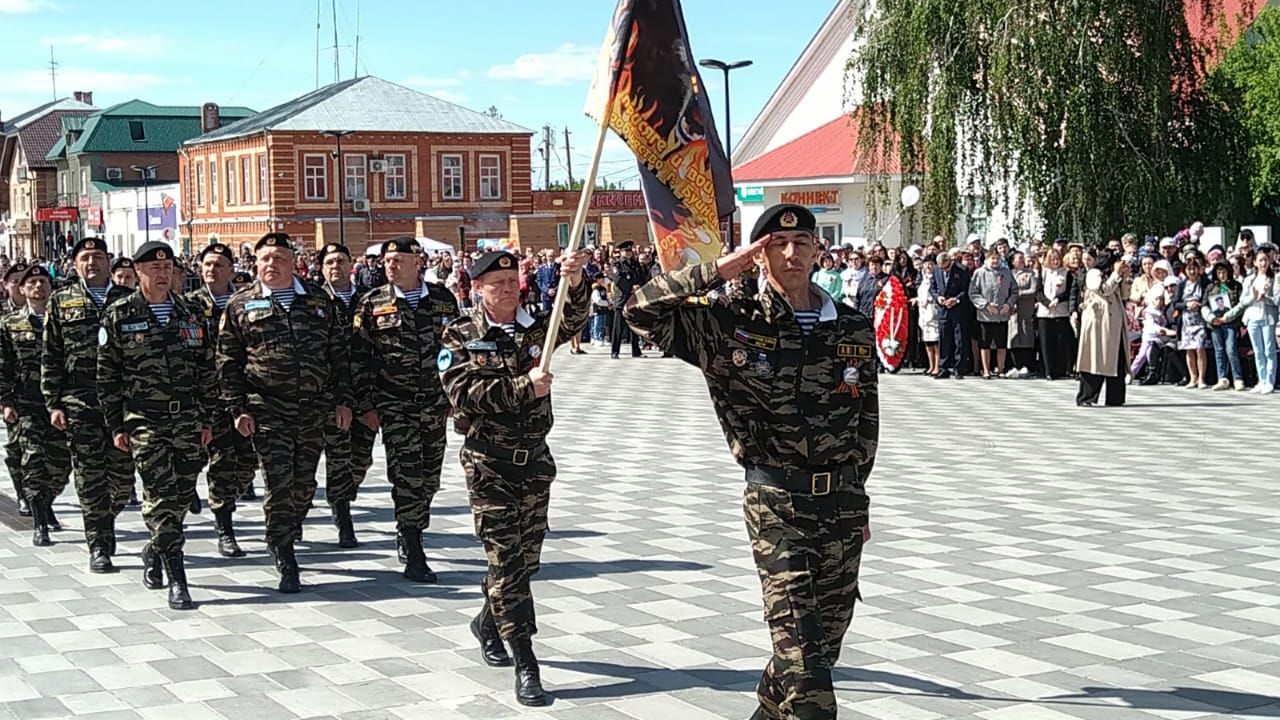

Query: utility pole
left=541, top=125, right=553, bottom=191
left=563, top=127, right=574, bottom=188
left=49, top=46, right=59, bottom=101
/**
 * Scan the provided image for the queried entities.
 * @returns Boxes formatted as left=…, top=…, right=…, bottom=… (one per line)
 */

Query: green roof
left=67, top=100, right=256, bottom=154
left=45, top=136, right=66, bottom=161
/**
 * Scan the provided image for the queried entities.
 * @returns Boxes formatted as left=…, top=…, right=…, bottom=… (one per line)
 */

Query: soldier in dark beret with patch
left=440, top=247, right=590, bottom=706
left=2, top=262, right=31, bottom=516
left=216, top=232, right=352, bottom=593
left=351, top=237, right=459, bottom=579
left=110, top=257, right=138, bottom=289
left=1, top=265, right=72, bottom=544
left=626, top=204, right=878, bottom=720
left=41, top=237, right=136, bottom=573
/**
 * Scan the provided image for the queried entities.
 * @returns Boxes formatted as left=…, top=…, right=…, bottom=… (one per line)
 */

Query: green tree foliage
left=1211, top=6, right=1280, bottom=213
left=849, top=0, right=1253, bottom=242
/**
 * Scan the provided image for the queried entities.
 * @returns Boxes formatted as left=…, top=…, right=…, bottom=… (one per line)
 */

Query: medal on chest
left=836, top=360, right=862, bottom=398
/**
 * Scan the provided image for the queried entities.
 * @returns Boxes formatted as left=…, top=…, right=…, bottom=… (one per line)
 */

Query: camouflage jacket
left=352, top=283, right=459, bottom=413
left=97, top=291, right=217, bottom=436
left=0, top=307, right=48, bottom=411
left=439, top=281, right=589, bottom=447
left=182, top=285, right=236, bottom=343
left=216, top=277, right=351, bottom=419
left=625, top=261, right=879, bottom=482
left=41, top=282, right=132, bottom=412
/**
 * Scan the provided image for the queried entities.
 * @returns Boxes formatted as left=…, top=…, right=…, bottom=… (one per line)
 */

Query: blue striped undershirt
left=150, top=300, right=174, bottom=326
left=401, top=286, right=422, bottom=310
left=496, top=322, right=516, bottom=338
left=333, top=287, right=356, bottom=306
left=272, top=287, right=296, bottom=311
left=86, top=285, right=110, bottom=308
left=794, top=309, right=821, bottom=335
left=212, top=292, right=232, bottom=311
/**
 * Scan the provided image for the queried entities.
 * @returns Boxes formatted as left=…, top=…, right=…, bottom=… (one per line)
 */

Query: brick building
left=510, top=190, right=651, bottom=254
left=180, top=76, right=535, bottom=257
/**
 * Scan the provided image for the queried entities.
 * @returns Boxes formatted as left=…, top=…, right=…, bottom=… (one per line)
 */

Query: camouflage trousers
left=4, top=417, right=23, bottom=502
left=462, top=443, right=554, bottom=641
left=319, top=411, right=377, bottom=506
left=130, top=412, right=204, bottom=554
left=745, top=484, right=868, bottom=720
left=14, top=410, right=71, bottom=503
left=251, top=406, right=326, bottom=548
left=382, top=402, right=447, bottom=532
left=205, top=414, right=259, bottom=513
left=64, top=397, right=135, bottom=549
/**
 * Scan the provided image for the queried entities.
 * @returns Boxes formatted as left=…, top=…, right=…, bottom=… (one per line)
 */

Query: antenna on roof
left=353, top=0, right=360, bottom=80
left=331, top=0, right=340, bottom=83
left=48, top=45, right=59, bottom=101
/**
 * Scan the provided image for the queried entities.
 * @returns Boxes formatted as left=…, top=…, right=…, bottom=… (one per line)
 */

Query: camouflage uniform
left=439, top=283, right=589, bottom=639
left=97, top=291, right=216, bottom=556
left=320, top=285, right=377, bottom=512
left=625, top=261, right=878, bottom=720
left=41, top=282, right=136, bottom=555
left=184, top=287, right=257, bottom=512
left=2, top=297, right=26, bottom=507
left=216, top=279, right=349, bottom=554
left=352, top=282, right=458, bottom=570
left=0, top=307, right=72, bottom=513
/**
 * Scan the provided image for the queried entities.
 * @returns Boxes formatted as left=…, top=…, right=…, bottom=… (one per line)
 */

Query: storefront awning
left=35, top=207, right=79, bottom=222
left=733, top=115, right=902, bottom=184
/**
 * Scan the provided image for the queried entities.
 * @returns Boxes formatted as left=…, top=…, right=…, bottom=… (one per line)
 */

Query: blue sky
left=0, top=0, right=833, bottom=188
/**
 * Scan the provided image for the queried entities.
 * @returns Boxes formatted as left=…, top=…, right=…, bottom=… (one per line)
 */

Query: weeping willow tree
left=849, top=0, right=1252, bottom=242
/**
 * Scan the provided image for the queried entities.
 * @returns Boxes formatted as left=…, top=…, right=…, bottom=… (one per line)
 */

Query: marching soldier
left=41, top=237, right=135, bottom=573
left=216, top=232, right=351, bottom=593
left=3, top=262, right=31, bottom=516
left=439, top=248, right=589, bottom=706
left=0, top=265, right=72, bottom=544
left=352, top=237, right=458, bottom=580
left=625, top=205, right=878, bottom=720
left=185, top=243, right=258, bottom=557
left=98, top=242, right=215, bottom=610
left=110, top=257, right=138, bottom=289
left=317, top=242, right=377, bottom=548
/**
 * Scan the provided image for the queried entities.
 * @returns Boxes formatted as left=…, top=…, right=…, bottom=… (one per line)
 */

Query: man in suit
left=607, top=241, right=645, bottom=359
left=932, top=250, right=973, bottom=380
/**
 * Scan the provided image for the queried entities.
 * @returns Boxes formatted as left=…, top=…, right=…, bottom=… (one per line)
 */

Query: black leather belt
left=129, top=399, right=193, bottom=414
left=745, top=465, right=860, bottom=496
left=463, top=437, right=545, bottom=467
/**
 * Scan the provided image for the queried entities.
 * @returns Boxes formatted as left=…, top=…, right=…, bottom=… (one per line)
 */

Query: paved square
left=2, top=354, right=1280, bottom=719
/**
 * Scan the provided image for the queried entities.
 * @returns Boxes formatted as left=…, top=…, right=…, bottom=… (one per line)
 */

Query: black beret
left=71, top=237, right=107, bottom=257
left=200, top=243, right=234, bottom=262
left=4, top=263, right=27, bottom=281
left=110, top=257, right=134, bottom=272
left=319, top=243, right=352, bottom=262
left=470, top=251, right=519, bottom=279
left=381, top=237, right=418, bottom=257
left=617, top=240, right=636, bottom=251
left=133, top=241, right=175, bottom=263
left=19, top=264, right=51, bottom=284
left=232, top=271, right=252, bottom=284
left=749, top=204, right=816, bottom=242
left=255, top=232, right=293, bottom=252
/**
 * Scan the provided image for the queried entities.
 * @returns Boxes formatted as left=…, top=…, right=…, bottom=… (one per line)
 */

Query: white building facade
left=101, top=183, right=183, bottom=258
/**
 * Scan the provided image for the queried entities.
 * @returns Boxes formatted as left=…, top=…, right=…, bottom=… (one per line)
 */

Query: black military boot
left=470, top=590, right=512, bottom=667
left=163, top=550, right=194, bottom=610
left=141, top=543, right=164, bottom=589
left=509, top=637, right=547, bottom=706
left=240, top=483, right=257, bottom=501
left=89, top=539, right=116, bottom=573
left=45, top=502, right=61, bottom=531
left=189, top=492, right=202, bottom=514
left=17, top=496, right=31, bottom=517
left=128, top=485, right=140, bottom=507
left=213, top=506, right=244, bottom=558
left=400, top=528, right=436, bottom=583
left=396, top=529, right=407, bottom=563
left=332, top=501, right=357, bottom=549
left=273, top=543, right=302, bottom=594
left=31, top=500, right=52, bottom=547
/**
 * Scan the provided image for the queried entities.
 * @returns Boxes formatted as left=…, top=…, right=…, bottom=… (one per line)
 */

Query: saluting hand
left=560, top=249, right=591, bottom=287
left=716, top=236, right=768, bottom=281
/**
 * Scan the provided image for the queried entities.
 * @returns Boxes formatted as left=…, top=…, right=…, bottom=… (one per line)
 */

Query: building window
left=384, top=153, right=406, bottom=200
left=303, top=153, right=327, bottom=200
left=225, top=158, right=236, bottom=205
left=58, top=171, right=67, bottom=194
left=440, top=154, right=463, bottom=200
left=80, top=168, right=89, bottom=193
left=257, top=154, right=268, bottom=203
left=556, top=222, right=570, bottom=249
left=241, top=156, right=253, bottom=204
left=344, top=154, right=367, bottom=200
left=479, top=154, right=501, bottom=200
left=196, top=162, right=204, bottom=206
left=129, top=120, right=146, bottom=142
left=210, top=162, right=219, bottom=207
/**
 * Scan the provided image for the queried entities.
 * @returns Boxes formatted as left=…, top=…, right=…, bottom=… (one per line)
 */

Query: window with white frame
left=303, top=154, right=327, bottom=200
left=58, top=171, right=67, bottom=194
left=80, top=168, right=89, bottom=194
left=225, top=158, right=236, bottom=205
left=344, top=154, right=367, bottom=200
left=241, top=156, right=253, bottom=204
left=479, top=154, right=501, bottom=200
left=210, top=162, right=219, bottom=206
left=441, top=154, right=463, bottom=200
left=257, top=154, right=268, bottom=203
left=196, top=162, right=204, bottom=206
left=384, top=154, right=406, bottom=200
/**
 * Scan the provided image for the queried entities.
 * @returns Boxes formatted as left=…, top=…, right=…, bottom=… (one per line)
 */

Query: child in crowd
left=1130, top=287, right=1177, bottom=379
left=590, top=277, right=613, bottom=346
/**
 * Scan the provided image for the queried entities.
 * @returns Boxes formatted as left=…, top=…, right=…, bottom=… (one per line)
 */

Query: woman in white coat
left=1076, top=251, right=1134, bottom=406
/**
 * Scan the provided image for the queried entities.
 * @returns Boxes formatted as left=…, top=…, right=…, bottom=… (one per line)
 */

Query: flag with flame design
left=585, top=0, right=735, bottom=271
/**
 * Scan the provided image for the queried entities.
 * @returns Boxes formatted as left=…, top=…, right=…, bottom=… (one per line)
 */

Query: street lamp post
left=699, top=58, right=752, bottom=249
left=321, top=130, right=355, bottom=247
left=131, top=164, right=159, bottom=244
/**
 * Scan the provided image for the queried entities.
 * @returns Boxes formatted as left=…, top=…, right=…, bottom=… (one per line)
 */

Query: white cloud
left=5, top=67, right=169, bottom=96
left=42, top=33, right=169, bottom=56
left=402, top=75, right=463, bottom=88
left=0, top=0, right=51, bottom=13
left=488, top=43, right=597, bottom=86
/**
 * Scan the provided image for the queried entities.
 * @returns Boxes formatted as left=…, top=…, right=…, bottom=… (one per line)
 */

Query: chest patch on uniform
left=525, top=329, right=546, bottom=345
left=431, top=302, right=454, bottom=315
left=838, top=344, right=872, bottom=359
left=60, top=298, right=87, bottom=310
left=353, top=314, right=363, bottom=330
left=98, top=327, right=108, bottom=346
left=466, top=340, right=498, bottom=352
left=836, top=360, right=862, bottom=398
left=178, top=321, right=203, bottom=345
left=732, top=349, right=748, bottom=367
left=529, top=344, right=542, bottom=359
left=372, top=304, right=398, bottom=317
left=752, top=352, right=773, bottom=377
left=437, top=348, right=453, bottom=371
left=119, top=321, right=150, bottom=333
left=245, top=299, right=272, bottom=312
left=734, top=329, right=777, bottom=350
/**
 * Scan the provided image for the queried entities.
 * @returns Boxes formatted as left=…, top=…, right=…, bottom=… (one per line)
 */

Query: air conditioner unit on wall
left=106, top=168, right=123, bottom=180
left=352, top=198, right=370, bottom=213
left=368, top=159, right=386, bottom=173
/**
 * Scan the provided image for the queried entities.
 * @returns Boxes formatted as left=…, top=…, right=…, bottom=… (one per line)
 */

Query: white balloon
left=900, top=185, right=921, bottom=208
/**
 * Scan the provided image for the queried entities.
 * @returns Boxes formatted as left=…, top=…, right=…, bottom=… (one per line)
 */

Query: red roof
left=16, top=110, right=93, bottom=169
left=732, top=115, right=900, bottom=183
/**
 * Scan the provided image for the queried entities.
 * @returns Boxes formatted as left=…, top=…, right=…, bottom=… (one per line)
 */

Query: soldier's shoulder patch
left=837, top=343, right=872, bottom=359
left=436, top=348, right=453, bottom=371
left=732, top=328, right=778, bottom=351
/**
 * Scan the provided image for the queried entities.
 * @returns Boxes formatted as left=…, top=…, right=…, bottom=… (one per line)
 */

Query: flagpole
left=538, top=105, right=614, bottom=373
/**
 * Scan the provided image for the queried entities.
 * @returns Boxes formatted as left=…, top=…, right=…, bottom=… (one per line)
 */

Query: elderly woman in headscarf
left=1076, top=251, right=1134, bottom=406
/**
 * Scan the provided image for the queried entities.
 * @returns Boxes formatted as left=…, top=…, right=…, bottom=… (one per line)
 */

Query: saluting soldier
left=98, top=242, right=216, bottom=610
left=184, top=243, right=258, bottom=557
left=439, top=248, right=590, bottom=707
left=216, top=232, right=351, bottom=594
left=625, top=205, right=878, bottom=720
left=352, top=237, right=459, bottom=580
left=316, top=242, right=376, bottom=548
left=2, top=262, right=31, bottom=517
left=0, top=265, right=72, bottom=545
left=41, top=237, right=136, bottom=573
